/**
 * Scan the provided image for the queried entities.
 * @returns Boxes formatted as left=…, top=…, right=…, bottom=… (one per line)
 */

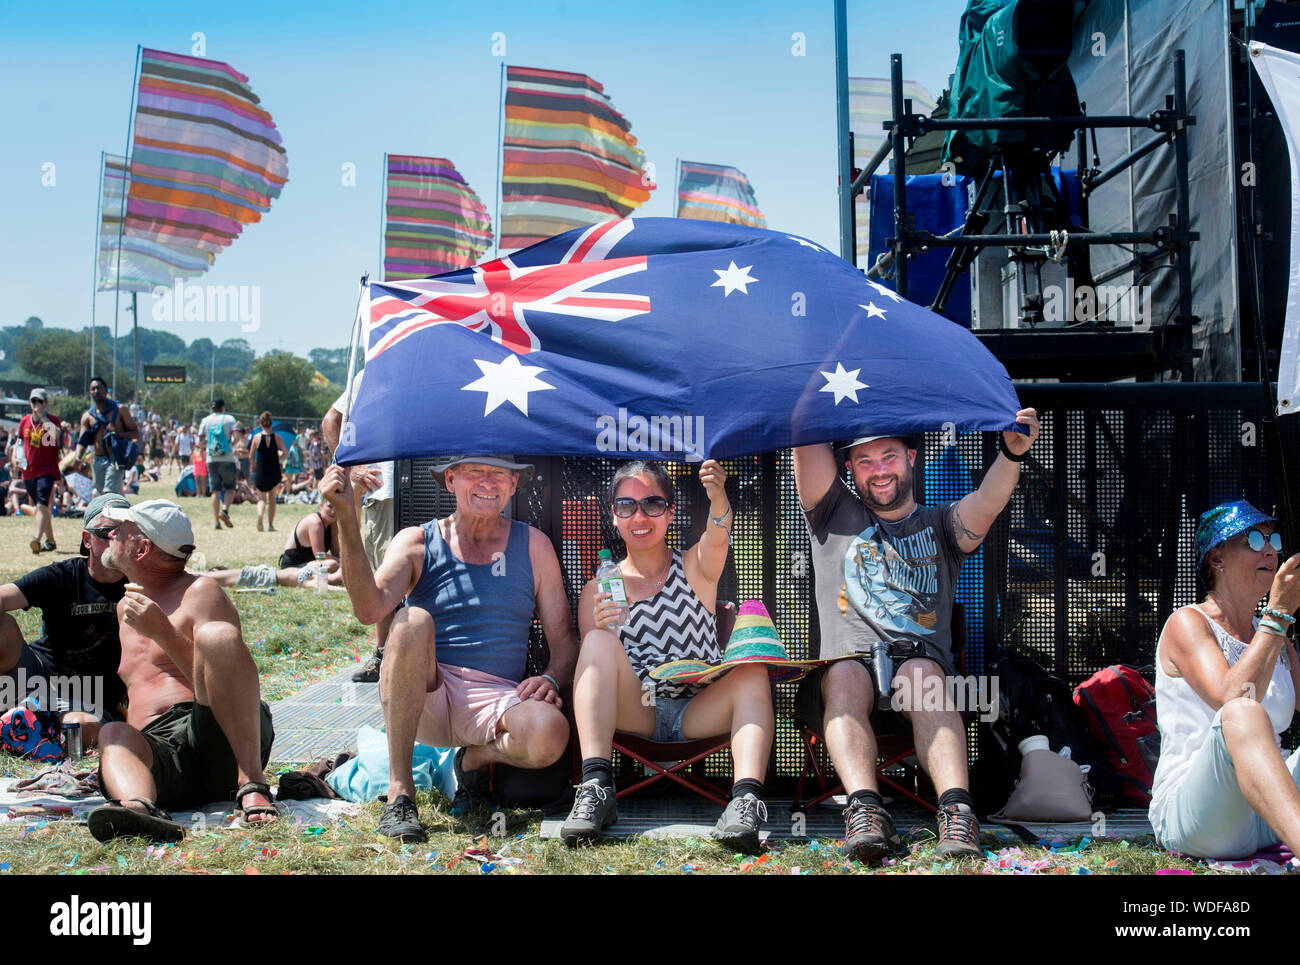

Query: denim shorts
left=652, top=696, right=693, bottom=742
left=1154, top=705, right=1300, bottom=859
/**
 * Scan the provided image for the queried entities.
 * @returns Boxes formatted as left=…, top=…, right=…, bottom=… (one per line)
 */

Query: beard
left=856, top=465, right=914, bottom=512
left=100, top=543, right=123, bottom=573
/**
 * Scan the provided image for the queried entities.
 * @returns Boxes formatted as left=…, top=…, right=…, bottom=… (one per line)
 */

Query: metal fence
left=395, top=382, right=1293, bottom=782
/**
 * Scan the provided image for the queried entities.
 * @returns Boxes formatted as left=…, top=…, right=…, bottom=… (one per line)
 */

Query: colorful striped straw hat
left=652, top=600, right=817, bottom=686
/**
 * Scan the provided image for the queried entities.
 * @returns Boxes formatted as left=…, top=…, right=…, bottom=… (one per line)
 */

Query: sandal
left=234, top=781, right=279, bottom=826
left=88, top=798, right=185, bottom=843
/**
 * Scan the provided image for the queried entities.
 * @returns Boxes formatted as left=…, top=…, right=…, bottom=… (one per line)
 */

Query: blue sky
left=0, top=0, right=968, bottom=358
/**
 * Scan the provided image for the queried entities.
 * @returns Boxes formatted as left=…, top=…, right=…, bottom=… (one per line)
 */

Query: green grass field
left=0, top=477, right=1216, bottom=874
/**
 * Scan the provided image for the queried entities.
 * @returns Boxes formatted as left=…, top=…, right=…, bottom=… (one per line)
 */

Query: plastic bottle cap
left=598, top=549, right=612, bottom=560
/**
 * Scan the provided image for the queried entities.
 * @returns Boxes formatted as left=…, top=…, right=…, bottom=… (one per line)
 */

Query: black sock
left=731, top=778, right=763, bottom=801
left=848, top=788, right=885, bottom=809
left=581, top=758, right=614, bottom=788
left=938, top=788, right=975, bottom=812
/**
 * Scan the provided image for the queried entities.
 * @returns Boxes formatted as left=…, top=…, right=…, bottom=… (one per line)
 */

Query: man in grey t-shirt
left=793, top=409, right=1039, bottom=864
left=197, top=399, right=238, bottom=531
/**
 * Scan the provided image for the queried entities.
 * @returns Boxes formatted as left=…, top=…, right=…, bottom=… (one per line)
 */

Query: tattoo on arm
left=951, top=504, right=985, bottom=544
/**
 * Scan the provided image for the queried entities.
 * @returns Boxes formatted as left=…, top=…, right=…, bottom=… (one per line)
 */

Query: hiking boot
left=711, top=793, right=768, bottom=855
left=220, top=509, right=233, bottom=528
left=450, top=747, right=491, bottom=814
left=842, top=798, right=901, bottom=863
left=376, top=794, right=425, bottom=843
left=41, top=539, right=56, bottom=552
left=560, top=780, right=618, bottom=846
left=933, top=804, right=983, bottom=860
left=351, top=649, right=384, bottom=683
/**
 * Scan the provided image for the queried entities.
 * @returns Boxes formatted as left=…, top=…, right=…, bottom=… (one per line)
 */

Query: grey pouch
left=994, top=749, right=1093, bottom=822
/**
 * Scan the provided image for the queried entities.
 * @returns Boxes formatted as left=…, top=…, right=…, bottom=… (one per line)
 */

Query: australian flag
left=334, top=217, right=1020, bottom=465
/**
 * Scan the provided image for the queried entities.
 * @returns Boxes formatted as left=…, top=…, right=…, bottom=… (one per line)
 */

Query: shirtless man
left=86, top=499, right=276, bottom=843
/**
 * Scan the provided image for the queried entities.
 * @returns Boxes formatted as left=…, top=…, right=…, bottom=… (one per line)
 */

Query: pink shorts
left=419, top=664, right=522, bottom=748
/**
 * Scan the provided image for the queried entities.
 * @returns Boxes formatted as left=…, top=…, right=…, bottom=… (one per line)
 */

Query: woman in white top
left=1150, top=500, right=1300, bottom=858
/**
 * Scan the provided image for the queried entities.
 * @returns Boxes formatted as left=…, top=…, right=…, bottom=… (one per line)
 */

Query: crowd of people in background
left=0, top=385, right=330, bottom=539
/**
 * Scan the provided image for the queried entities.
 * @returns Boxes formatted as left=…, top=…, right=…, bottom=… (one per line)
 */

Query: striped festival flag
left=501, top=65, right=654, bottom=250
left=676, top=160, right=765, bottom=228
left=98, top=153, right=213, bottom=292
left=384, top=154, right=492, bottom=280
left=850, top=77, right=935, bottom=262
left=124, top=48, right=288, bottom=262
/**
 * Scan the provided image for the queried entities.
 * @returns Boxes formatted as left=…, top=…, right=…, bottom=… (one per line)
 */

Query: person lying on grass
left=87, top=499, right=276, bottom=843
left=201, top=560, right=345, bottom=591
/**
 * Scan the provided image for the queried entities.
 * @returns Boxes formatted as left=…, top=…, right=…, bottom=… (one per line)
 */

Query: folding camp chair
left=792, top=604, right=969, bottom=813
left=604, top=601, right=739, bottom=806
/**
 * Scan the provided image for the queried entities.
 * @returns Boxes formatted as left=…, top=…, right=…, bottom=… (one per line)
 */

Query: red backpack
left=1073, top=665, right=1160, bottom=807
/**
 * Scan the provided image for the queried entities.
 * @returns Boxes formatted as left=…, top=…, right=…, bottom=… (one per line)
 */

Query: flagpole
left=112, top=45, right=143, bottom=397
left=90, top=151, right=106, bottom=381
left=342, top=274, right=369, bottom=425
left=379, top=152, right=388, bottom=282
left=833, top=0, right=853, bottom=262
left=494, top=62, right=506, bottom=257
left=674, top=158, right=681, bottom=218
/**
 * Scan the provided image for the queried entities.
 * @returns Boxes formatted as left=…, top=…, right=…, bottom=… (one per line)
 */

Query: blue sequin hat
left=1196, top=500, right=1276, bottom=566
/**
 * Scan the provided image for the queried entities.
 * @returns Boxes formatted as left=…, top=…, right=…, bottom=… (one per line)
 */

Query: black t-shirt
left=13, top=558, right=126, bottom=708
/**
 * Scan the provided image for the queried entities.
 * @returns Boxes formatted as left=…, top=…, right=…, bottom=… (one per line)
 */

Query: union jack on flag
left=335, top=217, right=1020, bottom=465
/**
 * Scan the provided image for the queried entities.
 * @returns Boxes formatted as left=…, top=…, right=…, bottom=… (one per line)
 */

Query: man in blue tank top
left=322, top=455, right=576, bottom=843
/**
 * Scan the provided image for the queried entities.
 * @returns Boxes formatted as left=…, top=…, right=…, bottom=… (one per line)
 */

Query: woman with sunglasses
left=1150, top=499, right=1300, bottom=858
left=560, top=459, right=774, bottom=853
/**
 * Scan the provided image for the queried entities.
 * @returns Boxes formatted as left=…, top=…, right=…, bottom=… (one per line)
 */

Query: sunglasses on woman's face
left=612, top=496, right=670, bottom=518
left=1244, top=528, right=1283, bottom=553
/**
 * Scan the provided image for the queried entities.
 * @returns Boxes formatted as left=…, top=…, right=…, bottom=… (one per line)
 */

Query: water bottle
left=871, top=641, right=893, bottom=700
left=595, top=549, right=631, bottom=627
left=314, top=553, right=328, bottom=596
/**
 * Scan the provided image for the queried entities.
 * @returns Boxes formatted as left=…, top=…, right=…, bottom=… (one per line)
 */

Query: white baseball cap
left=100, top=499, right=196, bottom=559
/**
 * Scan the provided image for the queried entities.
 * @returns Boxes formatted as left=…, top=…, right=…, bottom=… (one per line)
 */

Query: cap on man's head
left=837, top=434, right=920, bottom=454
left=80, top=493, right=131, bottom=556
left=100, top=498, right=196, bottom=559
left=211, top=398, right=225, bottom=410
left=29, top=388, right=48, bottom=403
left=430, top=454, right=534, bottom=490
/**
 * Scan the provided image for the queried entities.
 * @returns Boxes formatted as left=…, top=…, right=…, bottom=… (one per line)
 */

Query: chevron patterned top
left=618, top=551, right=720, bottom=700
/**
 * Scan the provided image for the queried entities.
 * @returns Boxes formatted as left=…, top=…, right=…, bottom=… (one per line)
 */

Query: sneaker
left=842, top=798, right=901, bottom=863
left=377, top=794, right=425, bottom=843
left=560, top=780, right=618, bottom=846
left=220, top=509, right=233, bottom=528
left=41, top=539, right=56, bottom=553
left=933, top=804, right=983, bottom=860
left=351, top=649, right=384, bottom=683
left=29, top=539, right=41, bottom=555
left=256, top=517, right=264, bottom=532
left=711, top=793, right=768, bottom=855
left=214, top=523, right=222, bottom=530
left=450, top=747, right=491, bottom=814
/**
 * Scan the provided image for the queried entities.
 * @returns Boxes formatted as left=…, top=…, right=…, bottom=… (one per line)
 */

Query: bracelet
left=999, top=436, right=1026, bottom=463
left=1264, top=607, right=1296, bottom=626
left=709, top=505, right=732, bottom=527
left=1258, top=618, right=1288, bottom=637
left=540, top=673, right=560, bottom=690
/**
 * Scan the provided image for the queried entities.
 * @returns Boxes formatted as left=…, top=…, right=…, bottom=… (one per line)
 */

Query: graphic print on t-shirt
left=843, top=523, right=939, bottom=637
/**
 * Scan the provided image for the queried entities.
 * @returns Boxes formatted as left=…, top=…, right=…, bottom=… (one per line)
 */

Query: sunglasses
left=612, top=496, right=671, bottom=518
left=85, top=526, right=118, bottom=539
left=1244, top=528, right=1283, bottom=553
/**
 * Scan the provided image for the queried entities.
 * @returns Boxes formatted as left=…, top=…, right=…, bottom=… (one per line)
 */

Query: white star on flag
left=461, top=354, right=555, bottom=416
left=819, top=362, right=868, bottom=405
left=866, top=279, right=903, bottom=304
left=712, top=261, right=758, bottom=296
left=859, top=302, right=888, bottom=320
left=786, top=235, right=828, bottom=252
